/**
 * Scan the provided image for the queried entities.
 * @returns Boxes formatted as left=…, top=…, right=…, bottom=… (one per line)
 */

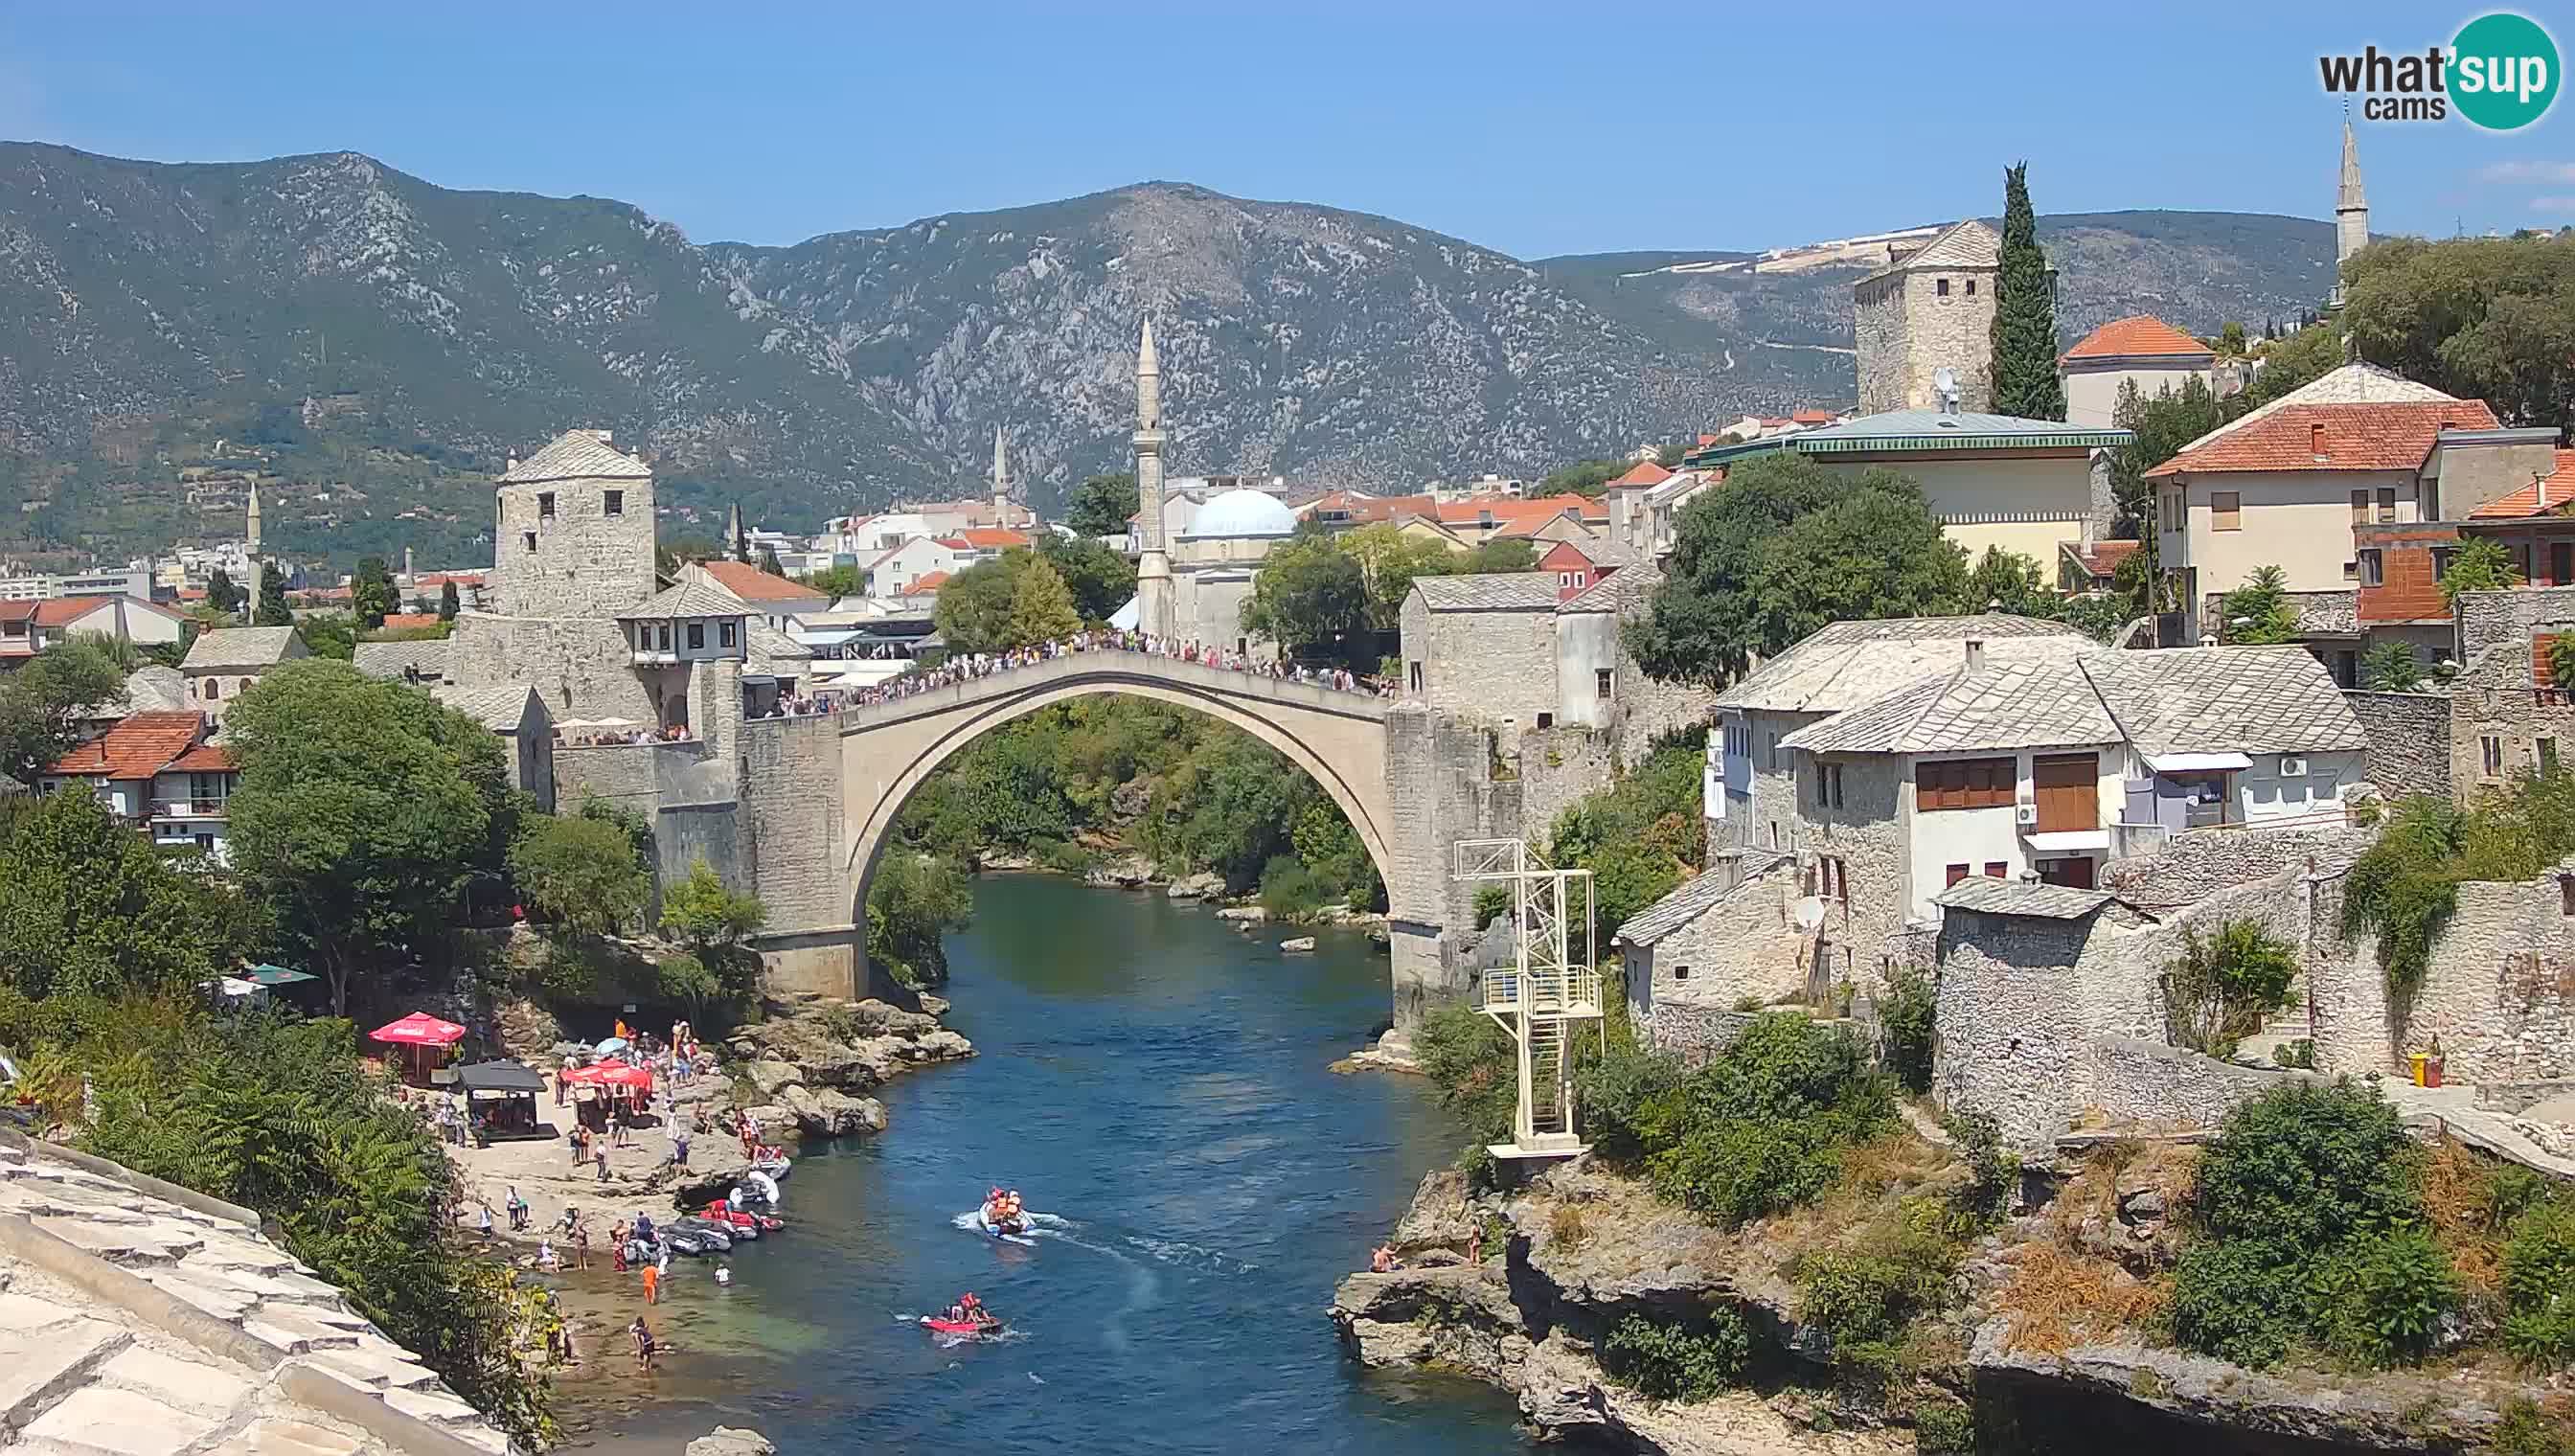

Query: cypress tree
left=1989, top=162, right=2065, bottom=421
left=438, top=580, right=461, bottom=621
left=252, top=561, right=293, bottom=626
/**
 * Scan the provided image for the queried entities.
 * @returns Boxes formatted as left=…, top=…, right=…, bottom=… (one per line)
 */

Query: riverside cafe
left=454, top=1059, right=550, bottom=1142
left=560, top=1057, right=653, bottom=1132
left=371, top=1011, right=467, bottom=1087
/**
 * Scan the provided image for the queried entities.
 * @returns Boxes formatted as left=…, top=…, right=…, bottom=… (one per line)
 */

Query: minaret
left=990, top=426, right=1013, bottom=528
left=1131, top=319, right=1174, bottom=639
left=727, top=501, right=747, bottom=563
left=244, top=483, right=263, bottom=622
left=2332, top=117, right=2368, bottom=308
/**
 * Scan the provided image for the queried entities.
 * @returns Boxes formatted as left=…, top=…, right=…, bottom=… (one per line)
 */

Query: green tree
left=757, top=544, right=785, bottom=578
left=437, top=579, right=460, bottom=621
left=2159, top=919, right=2299, bottom=1057
left=2216, top=564, right=2298, bottom=645
left=1655, top=442, right=1689, bottom=468
left=0, top=636, right=128, bottom=785
left=296, top=612, right=357, bottom=661
left=223, top=661, right=513, bottom=1014
left=351, top=556, right=397, bottom=628
left=1966, top=546, right=2049, bottom=616
left=1458, top=537, right=1540, bottom=573
left=206, top=567, right=245, bottom=616
left=2441, top=535, right=2521, bottom=605
left=1033, top=532, right=1136, bottom=622
left=1341, top=523, right=1461, bottom=632
left=2109, top=374, right=2228, bottom=539
left=2360, top=641, right=2427, bottom=694
left=866, top=850, right=971, bottom=987
left=252, top=561, right=292, bottom=626
left=800, top=563, right=866, bottom=599
left=0, top=790, right=263, bottom=1000
left=1006, top=555, right=1082, bottom=644
left=2345, top=233, right=2575, bottom=427
left=1240, top=534, right=1369, bottom=661
left=1064, top=472, right=1141, bottom=538
left=2238, top=317, right=2348, bottom=412
left=1538, top=459, right=1631, bottom=497
left=1990, top=163, right=2066, bottom=421
left=2216, top=320, right=2248, bottom=357
left=932, top=552, right=1025, bottom=654
left=1745, top=479, right=1971, bottom=662
left=508, top=814, right=650, bottom=939
left=660, top=859, right=767, bottom=950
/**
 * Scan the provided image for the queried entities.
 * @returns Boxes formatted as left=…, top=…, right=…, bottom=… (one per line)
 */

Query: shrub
left=2191, top=1081, right=2420, bottom=1250
left=1548, top=1204, right=1589, bottom=1251
left=1573, top=1045, right=1683, bottom=1162
left=1598, top=1310, right=1752, bottom=1401
left=1879, top=964, right=1936, bottom=1094
left=2503, top=1202, right=2575, bottom=1370
left=1913, top=1401, right=1974, bottom=1455
left=1649, top=1116, right=1846, bottom=1225
left=1416, top=1001, right=1516, bottom=1146
left=2309, top=1227, right=2459, bottom=1366
left=2493, top=1399, right=2575, bottom=1456
left=1795, top=1237, right=1952, bottom=1374
left=1257, top=854, right=1331, bottom=920
left=2160, top=919, right=2298, bottom=1058
left=1470, top=881, right=1511, bottom=931
left=2170, top=1237, right=2301, bottom=1369
left=1945, top=1110, right=2020, bottom=1227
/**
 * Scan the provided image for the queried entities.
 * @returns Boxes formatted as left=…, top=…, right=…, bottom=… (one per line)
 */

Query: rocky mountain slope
left=0, top=143, right=2345, bottom=564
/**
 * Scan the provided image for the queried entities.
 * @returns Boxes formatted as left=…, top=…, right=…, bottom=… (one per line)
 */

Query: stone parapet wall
left=2344, top=690, right=2453, bottom=801
left=2317, top=876, right=2575, bottom=1084
left=2457, top=585, right=2575, bottom=665
left=2086, top=1035, right=2319, bottom=1133
left=2100, top=823, right=2369, bottom=912
left=1646, top=1004, right=1762, bottom=1065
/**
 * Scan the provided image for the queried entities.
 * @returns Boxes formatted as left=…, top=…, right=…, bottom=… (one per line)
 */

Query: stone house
left=1708, top=614, right=2095, bottom=855
left=684, top=557, right=832, bottom=633
left=1682, top=408, right=2129, bottom=568
left=1852, top=218, right=2001, bottom=416
left=430, top=682, right=557, bottom=813
left=38, top=709, right=239, bottom=860
left=2056, top=314, right=2217, bottom=430
left=180, top=626, right=308, bottom=724
left=1615, top=849, right=1805, bottom=1037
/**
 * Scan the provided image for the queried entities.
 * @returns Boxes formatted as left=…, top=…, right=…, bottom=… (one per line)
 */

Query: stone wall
left=2086, top=1035, right=2320, bottom=1135
left=2457, top=584, right=2575, bottom=664
left=1854, top=277, right=1907, bottom=417
left=2313, top=875, right=2575, bottom=1083
left=447, top=610, right=659, bottom=724
left=556, top=739, right=731, bottom=818
left=657, top=800, right=744, bottom=893
left=490, top=468, right=657, bottom=620
left=1401, top=595, right=1561, bottom=729
left=2099, top=823, right=2370, bottom=913
left=1934, top=907, right=2135, bottom=1147
left=1515, top=726, right=1616, bottom=848
left=739, top=716, right=847, bottom=937
left=2344, top=690, right=2452, bottom=801
left=1796, top=750, right=1913, bottom=983
left=1631, top=855, right=1812, bottom=1028
left=1855, top=266, right=1995, bottom=415
left=2447, top=638, right=2575, bottom=798
left=1645, top=1004, right=1762, bottom=1065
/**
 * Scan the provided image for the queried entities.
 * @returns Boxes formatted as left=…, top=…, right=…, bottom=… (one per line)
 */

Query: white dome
left=1181, top=488, right=1296, bottom=539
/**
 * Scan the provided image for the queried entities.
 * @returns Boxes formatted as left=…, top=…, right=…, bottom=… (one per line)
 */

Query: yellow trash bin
left=2408, top=1052, right=2430, bottom=1087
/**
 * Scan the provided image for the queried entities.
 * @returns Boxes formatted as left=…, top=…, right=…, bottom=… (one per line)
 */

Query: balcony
left=1481, top=966, right=1604, bottom=1019
left=152, top=797, right=230, bottom=820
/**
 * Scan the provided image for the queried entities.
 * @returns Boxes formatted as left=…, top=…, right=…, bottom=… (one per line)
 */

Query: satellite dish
left=1934, top=366, right=1958, bottom=395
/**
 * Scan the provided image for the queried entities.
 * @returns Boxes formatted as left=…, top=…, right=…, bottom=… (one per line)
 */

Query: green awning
left=240, top=965, right=318, bottom=987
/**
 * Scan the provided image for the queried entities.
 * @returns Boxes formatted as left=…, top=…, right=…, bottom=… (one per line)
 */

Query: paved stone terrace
left=0, top=1131, right=511, bottom=1456
left=836, top=649, right=1392, bottom=733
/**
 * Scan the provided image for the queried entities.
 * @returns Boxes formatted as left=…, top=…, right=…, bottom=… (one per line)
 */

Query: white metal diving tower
left=1453, top=837, right=1604, bottom=1159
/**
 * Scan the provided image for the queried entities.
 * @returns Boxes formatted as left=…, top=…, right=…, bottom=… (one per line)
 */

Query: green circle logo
left=2452, top=12, right=2561, bottom=130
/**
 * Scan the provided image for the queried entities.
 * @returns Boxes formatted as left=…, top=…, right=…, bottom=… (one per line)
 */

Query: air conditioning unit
left=2279, top=756, right=2309, bottom=777
left=2015, top=803, right=2039, bottom=825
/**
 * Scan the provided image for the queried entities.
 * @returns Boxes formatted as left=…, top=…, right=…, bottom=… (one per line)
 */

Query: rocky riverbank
left=1333, top=1150, right=2566, bottom=1454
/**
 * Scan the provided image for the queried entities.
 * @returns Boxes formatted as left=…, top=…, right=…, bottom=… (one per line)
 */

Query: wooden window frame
left=1918, top=756, right=2015, bottom=811
left=2210, top=491, right=2242, bottom=531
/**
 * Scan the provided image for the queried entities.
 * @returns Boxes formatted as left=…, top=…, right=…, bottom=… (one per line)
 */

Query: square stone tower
left=490, top=428, right=657, bottom=620
left=1853, top=219, right=2002, bottom=415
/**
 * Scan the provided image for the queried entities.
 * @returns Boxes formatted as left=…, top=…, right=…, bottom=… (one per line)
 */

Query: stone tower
left=990, top=426, right=1013, bottom=527
left=1132, top=318, right=1174, bottom=638
left=2332, top=119, right=2369, bottom=308
left=243, top=482, right=262, bottom=622
left=1852, top=219, right=2002, bottom=415
left=489, top=428, right=656, bottom=619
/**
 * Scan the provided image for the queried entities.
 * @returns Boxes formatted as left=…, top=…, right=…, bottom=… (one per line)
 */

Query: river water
left=585, top=874, right=1525, bottom=1454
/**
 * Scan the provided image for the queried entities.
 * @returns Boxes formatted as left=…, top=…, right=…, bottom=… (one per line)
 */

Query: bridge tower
left=1454, top=838, right=1603, bottom=1158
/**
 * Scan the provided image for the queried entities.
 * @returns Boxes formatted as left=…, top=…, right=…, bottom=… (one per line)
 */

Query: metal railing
left=1481, top=966, right=1603, bottom=1016
left=152, top=797, right=229, bottom=819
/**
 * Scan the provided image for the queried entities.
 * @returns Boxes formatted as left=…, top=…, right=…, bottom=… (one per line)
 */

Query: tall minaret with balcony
left=2332, top=118, right=2369, bottom=308
left=243, top=483, right=263, bottom=622
left=1132, top=319, right=1174, bottom=639
left=990, top=426, right=1014, bottom=528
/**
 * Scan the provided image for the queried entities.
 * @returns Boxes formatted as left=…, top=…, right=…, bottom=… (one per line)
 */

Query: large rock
left=1166, top=871, right=1224, bottom=900
left=744, top=1058, right=803, bottom=1099
left=685, top=1427, right=777, bottom=1456
left=1331, top=1264, right=1527, bottom=1376
left=781, top=1084, right=888, bottom=1138
left=906, top=1029, right=974, bottom=1063
left=1389, top=1169, right=1476, bottom=1253
left=1215, top=905, right=1270, bottom=923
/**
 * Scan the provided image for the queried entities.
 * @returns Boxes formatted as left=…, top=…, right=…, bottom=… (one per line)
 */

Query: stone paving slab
left=21, top=1383, right=218, bottom=1456
left=306, top=1346, right=441, bottom=1392
left=96, top=1343, right=254, bottom=1420
left=0, top=1287, right=87, bottom=1330
left=0, top=1318, right=128, bottom=1427
left=31, top=1214, right=197, bottom=1263
left=204, top=1419, right=373, bottom=1456
left=380, top=1385, right=480, bottom=1426
left=142, top=1268, right=262, bottom=1323
left=245, top=1305, right=362, bottom=1352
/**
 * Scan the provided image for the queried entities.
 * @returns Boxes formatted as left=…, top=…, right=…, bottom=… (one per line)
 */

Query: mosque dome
left=1182, top=488, right=1297, bottom=539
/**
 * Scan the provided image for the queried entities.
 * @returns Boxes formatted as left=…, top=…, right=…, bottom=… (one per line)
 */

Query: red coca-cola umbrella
left=370, top=1012, right=467, bottom=1046
left=561, top=1061, right=652, bottom=1090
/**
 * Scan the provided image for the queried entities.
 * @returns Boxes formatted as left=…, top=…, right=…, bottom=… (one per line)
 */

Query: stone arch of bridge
left=841, top=670, right=1392, bottom=963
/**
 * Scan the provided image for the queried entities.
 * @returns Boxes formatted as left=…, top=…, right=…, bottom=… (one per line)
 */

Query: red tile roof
left=697, top=559, right=829, bottom=602
left=1791, top=408, right=1834, bottom=425
left=950, top=528, right=1029, bottom=550
left=169, top=742, right=236, bottom=772
left=377, top=613, right=441, bottom=630
left=32, top=597, right=111, bottom=626
left=907, top=570, right=950, bottom=593
left=0, top=602, right=34, bottom=626
left=2144, top=399, right=2502, bottom=478
left=2061, top=315, right=2213, bottom=362
left=47, top=711, right=209, bottom=780
left=2062, top=539, right=2142, bottom=578
left=2468, top=449, right=2575, bottom=518
left=1606, top=460, right=1672, bottom=489
left=176, top=587, right=208, bottom=602
left=1432, top=492, right=1607, bottom=527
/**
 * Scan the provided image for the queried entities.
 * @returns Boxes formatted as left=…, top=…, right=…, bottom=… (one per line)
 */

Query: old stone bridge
left=831, top=648, right=1500, bottom=1035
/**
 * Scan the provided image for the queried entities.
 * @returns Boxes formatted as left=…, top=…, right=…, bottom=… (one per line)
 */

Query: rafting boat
left=921, top=1315, right=1004, bottom=1336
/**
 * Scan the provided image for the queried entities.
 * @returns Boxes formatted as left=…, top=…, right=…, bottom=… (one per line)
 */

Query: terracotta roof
left=907, top=570, right=951, bottom=592
left=1493, top=510, right=1585, bottom=539
left=696, top=559, right=829, bottom=602
left=31, top=597, right=112, bottom=626
left=168, top=742, right=236, bottom=771
left=1432, top=493, right=1605, bottom=527
left=2145, top=400, right=2502, bottom=478
left=1791, top=408, right=1835, bottom=425
left=47, top=710, right=208, bottom=779
left=500, top=427, right=650, bottom=484
left=175, top=586, right=207, bottom=601
left=950, top=528, right=1030, bottom=550
left=0, top=602, right=34, bottom=625
left=2062, top=539, right=2141, bottom=579
left=2468, top=449, right=2575, bottom=518
left=2061, top=315, right=2214, bottom=363
left=376, top=612, right=440, bottom=630
left=1606, top=461, right=1672, bottom=490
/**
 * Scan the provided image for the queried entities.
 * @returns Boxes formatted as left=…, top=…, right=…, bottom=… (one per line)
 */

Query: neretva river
left=584, top=873, right=1524, bottom=1454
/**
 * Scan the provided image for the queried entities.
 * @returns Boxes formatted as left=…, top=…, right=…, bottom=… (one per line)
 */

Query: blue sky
left=1, top=2, right=2566, bottom=258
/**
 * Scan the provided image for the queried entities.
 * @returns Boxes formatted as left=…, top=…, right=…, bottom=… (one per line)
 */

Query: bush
left=1913, top=1401, right=1974, bottom=1455
left=2503, top=1202, right=2575, bottom=1369
left=1598, top=1310, right=1752, bottom=1401
left=1573, top=1045, right=1683, bottom=1162
left=509, top=813, right=649, bottom=939
left=2160, top=919, right=2298, bottom=1058
left=1258, top=854, right=1331, bottom=921
left=2191, top=1081, right=2420, bottom=1250
left=1470, top=882, right=1512, bottom=931
left=2494, top=1399, right=2575, bottom=1456
left=2170, top=1237, right=2301, bottom=1369
left=1415, top=1001, right=1517, bottom=1146
left=2309, top=1228, right=2459, bottom=1366
left=1879, top=964, right=1936, bottom=1094
left=1649, top=1115, right=1846, bottom=1226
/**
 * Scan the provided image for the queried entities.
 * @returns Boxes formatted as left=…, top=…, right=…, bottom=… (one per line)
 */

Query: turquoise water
left=619, top=874, right=1524, bottom=1454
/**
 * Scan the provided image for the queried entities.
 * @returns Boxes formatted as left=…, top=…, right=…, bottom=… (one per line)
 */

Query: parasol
left=371, top=1012, right=466, bottom=1047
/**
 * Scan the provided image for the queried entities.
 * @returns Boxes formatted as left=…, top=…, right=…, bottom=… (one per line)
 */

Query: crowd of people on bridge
left=846, top=628, right=1391, bottom=709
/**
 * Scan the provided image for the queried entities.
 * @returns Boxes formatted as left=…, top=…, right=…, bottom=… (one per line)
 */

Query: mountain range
left=0, top=143, right=2346, bottom=567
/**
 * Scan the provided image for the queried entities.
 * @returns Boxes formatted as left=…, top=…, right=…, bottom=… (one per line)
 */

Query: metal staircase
left=1455, top=838, right=1603, bottom=1158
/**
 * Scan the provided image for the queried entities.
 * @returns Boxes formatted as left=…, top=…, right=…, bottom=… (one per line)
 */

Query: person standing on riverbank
left=641, top=1260, right=660, bottom=1306
left=629, top=1317, right=655, bottom=1373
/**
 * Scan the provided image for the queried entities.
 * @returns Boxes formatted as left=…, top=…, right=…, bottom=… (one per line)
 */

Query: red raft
left=920, top=1315, right=1004, bottom=1335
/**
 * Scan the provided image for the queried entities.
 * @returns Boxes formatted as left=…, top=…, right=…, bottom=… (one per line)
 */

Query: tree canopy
left=1006, top=553, right=1083, bottom=645
left=1538, top=459, right=1631, bottom=497
left=2345, top=232, right=2575, bottom=427
left=1033, top=531, right=1136, bottom=622
left=437, top=579, right=461, bottom=621
left=0, top=789, right=264, bottom=1001
left=223, top=660, right=515, bottom=1014
left=1990, top=163, right=2066, bottom=421
left=2216, top=564, right=2298, bottom=645
left=1064, top=472, right=1141, bottom=538
left=934, top=548, right=1096, bottom=653
left=661, top=858, right=766, bottom=950
left=0, top=636, right=129, bottom=785
left=207, top=567, right=245, bottom=616
left=252, top=561, right=293, bottom=626
left=352, top=556, right=397, bottom=628
left=1626, top=454, right=1969, bottom=687
left=509, top=814, right=649, bottom=939
left=800, top=563, right=866, bottom=599
left=1240, top=534, right=1370, bottom=660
